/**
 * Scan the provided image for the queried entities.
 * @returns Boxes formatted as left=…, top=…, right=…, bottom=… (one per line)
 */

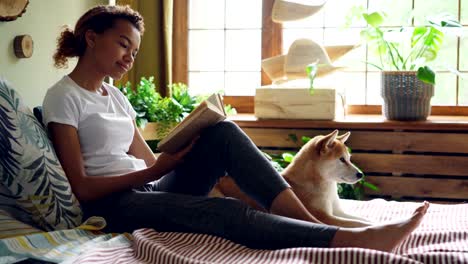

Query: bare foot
left=330, top=201, right=429, bottom=252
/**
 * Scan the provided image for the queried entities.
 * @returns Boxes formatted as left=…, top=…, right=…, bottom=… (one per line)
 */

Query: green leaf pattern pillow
left=0, top=78, right=82, bottom=231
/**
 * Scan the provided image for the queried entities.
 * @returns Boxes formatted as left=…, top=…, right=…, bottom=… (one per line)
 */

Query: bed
left=1, top=79, right=468, bottom=264
left=1, top=199, right=467, bottom=264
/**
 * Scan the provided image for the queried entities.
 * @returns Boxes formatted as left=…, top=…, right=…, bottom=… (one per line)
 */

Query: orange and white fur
left=281, top=130, right=373, bottom=227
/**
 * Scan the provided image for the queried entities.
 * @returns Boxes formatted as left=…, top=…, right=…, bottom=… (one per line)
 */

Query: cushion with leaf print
left=0, top=78, right=82, bottom=231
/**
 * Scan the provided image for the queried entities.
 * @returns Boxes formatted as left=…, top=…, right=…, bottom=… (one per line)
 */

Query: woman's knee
left=197, top=121, right=241, bottom=147
left=211, top=120, right=239, bottom=134
left=214, top=197, right=251, bottom=215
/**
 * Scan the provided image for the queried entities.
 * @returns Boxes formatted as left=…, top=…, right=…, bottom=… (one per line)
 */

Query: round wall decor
left=0, top=0, right=29, bottom=22
left=14, top=34, right=33, bottom=58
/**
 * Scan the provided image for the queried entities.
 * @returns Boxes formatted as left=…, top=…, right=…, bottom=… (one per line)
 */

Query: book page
left=205, top=93, right=225, bottom=115
left=205, top=93, right=219, bottom=108
left=157, top=94, right=226, bottom=153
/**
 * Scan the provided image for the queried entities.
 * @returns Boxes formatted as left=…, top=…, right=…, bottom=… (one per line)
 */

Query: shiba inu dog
left=211, top=130, right=373, bottom=227
left=281, top=129, right=373, bottom=227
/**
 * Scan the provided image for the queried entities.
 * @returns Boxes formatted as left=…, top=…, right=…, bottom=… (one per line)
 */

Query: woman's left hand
left=149, top=136, right=199, bottom=178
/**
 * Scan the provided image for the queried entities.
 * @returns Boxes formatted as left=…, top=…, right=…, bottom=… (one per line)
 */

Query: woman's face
left=88, top=19, right=141, bottom=80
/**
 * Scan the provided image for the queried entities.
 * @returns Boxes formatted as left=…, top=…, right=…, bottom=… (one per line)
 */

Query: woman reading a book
left=43, top=4, right=428, bottom=252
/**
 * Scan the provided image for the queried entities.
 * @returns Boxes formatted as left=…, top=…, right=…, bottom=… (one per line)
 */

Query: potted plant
left=359, top=11, right=461, bottom=120
left=119, top=77, right=237, bottom=151
left=118, top=77, right=200, bottom=141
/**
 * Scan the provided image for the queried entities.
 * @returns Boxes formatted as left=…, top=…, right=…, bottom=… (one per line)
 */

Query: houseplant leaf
left=417, top=66, right=436, bottom=85
left=306, top=63, right=318, bottom=94
left=362, top=11, right=384, bottom=27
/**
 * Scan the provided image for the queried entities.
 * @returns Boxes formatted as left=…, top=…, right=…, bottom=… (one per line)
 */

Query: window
left=187, top=0, right=262, bottom=96
left=179, top=0, right=468, bottom=112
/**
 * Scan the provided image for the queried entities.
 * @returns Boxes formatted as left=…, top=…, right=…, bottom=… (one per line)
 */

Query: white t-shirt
left=42, top=75, right=147, bottom=176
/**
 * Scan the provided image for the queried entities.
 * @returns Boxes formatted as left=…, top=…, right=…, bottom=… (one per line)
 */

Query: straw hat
left=272, top=0, right=327, bottom=22
left=261, top=38, right=356, bottom=83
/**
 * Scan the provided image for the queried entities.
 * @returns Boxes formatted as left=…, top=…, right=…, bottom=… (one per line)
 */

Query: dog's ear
left=318, top=130, right=338, bottom=155
left=337, top=131, right=351, bottom=143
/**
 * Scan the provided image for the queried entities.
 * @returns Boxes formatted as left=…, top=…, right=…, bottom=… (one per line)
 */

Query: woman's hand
left=150, top=136, right=199, bottom=177
left=167, top=136, right=199, bottom=161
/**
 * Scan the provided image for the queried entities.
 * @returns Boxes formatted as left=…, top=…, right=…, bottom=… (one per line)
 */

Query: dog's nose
left=356, top=172, right=364, bottom=179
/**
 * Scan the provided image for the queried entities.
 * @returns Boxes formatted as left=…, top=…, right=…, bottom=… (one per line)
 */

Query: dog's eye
left=339, top=157, right=346, bottom=163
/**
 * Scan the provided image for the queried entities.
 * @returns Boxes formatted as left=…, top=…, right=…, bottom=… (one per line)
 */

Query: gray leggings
left=82, top=121, right=338, bottom=249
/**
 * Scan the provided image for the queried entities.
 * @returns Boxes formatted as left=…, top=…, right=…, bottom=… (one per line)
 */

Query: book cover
left=157, top=93, right=226, bottom=153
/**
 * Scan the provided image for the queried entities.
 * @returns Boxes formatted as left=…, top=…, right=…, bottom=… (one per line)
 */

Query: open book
left=157, top=93, right=226, bottom=154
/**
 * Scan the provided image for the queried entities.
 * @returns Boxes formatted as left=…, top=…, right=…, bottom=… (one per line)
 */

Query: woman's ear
left=84, top=29, right=97, bottom=48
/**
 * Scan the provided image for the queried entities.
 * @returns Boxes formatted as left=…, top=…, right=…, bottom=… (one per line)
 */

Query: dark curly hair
left=53, top=5, right=144, bottom=68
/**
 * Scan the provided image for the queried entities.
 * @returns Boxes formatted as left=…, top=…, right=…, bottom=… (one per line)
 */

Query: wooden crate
left=138, top=122, right=177, bottom=141
left=254, top=87, right=344, bottom=120
left=239, top=127, right=468, bottom=203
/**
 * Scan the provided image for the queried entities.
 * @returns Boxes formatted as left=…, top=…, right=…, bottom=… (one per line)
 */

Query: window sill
left=229, top=114, right=468, bottom=131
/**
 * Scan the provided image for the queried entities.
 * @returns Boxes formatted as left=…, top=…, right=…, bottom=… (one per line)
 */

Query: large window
left=188, top=0, right=262, bottom=96
left=183, top=0, right=468, bottom=110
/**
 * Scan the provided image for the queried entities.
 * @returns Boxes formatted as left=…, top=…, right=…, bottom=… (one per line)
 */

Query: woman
left=43, top=4, right=428, bottom=251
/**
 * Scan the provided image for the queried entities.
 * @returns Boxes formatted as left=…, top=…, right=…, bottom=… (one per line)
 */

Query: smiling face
left=86, top=19, right=141, bottom=80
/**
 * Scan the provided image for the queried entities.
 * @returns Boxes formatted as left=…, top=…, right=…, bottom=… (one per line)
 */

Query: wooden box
left=138, top=122, right=177, bottom=141
left=254, top=86, right=343, bottom=120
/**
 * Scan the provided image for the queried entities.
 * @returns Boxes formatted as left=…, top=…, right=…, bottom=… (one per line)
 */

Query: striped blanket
left=1, top=199, right=468, bottom=264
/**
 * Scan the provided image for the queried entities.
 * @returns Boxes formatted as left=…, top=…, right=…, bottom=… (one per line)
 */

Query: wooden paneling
left=365, top=176, right=468, bottom=200
left=231, top=114, right=468, bottom=131
left=242, top=128, right=468, bottom=153
left=346, top=132, right=468, bottom=153
left=235, top=123, right=468, bottom=202
left=352, top=154, right=468, bottom=176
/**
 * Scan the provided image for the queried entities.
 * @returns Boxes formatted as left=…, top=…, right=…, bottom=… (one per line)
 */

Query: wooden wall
left=142, top=115, right=468, bottom=203
left=232, top=116, right=468, bottom=203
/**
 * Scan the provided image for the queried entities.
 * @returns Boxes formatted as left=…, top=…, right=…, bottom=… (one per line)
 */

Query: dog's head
left=294, top=130, right=363, bottom=184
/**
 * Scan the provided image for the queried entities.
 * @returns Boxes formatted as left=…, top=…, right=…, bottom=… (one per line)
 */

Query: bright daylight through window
left=187, top=0, right=468, bottom=107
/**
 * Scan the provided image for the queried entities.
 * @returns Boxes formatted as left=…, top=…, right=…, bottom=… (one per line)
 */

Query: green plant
left=264, top=134, right=378, bottom=200
left=168, top=82, right=199, bottom=117
left=118, top=76, right=237, bottom=128
left=118, top=77, right=198, bottom=128
left=119, top=77, right=237, bottom=152
left=306, top=63, right=318, bottom=94
left=358, top=11, right=461, bottom=84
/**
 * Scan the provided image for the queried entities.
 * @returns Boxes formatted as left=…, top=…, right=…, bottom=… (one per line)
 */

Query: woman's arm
left=126, top=121, right=200, bottom=176
left=127, top=121, right=157, bottom=167
left=48, top=122, right=193, bottom=202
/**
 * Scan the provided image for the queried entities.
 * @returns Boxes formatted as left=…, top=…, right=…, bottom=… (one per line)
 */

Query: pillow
left=0, top=78, right=82, bottom=231
left=0, top=184, right=36, bottom=227
left=0, top=209, right=42, bottom=239
left=33, top=106, right=44, bottom=128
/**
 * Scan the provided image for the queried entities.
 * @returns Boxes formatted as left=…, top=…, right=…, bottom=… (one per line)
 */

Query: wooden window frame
left=173, top=0, right=468, bottom=116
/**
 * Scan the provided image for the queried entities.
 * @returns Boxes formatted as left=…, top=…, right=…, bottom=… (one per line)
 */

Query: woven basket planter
left=381, top=71, right=434, bottom=121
